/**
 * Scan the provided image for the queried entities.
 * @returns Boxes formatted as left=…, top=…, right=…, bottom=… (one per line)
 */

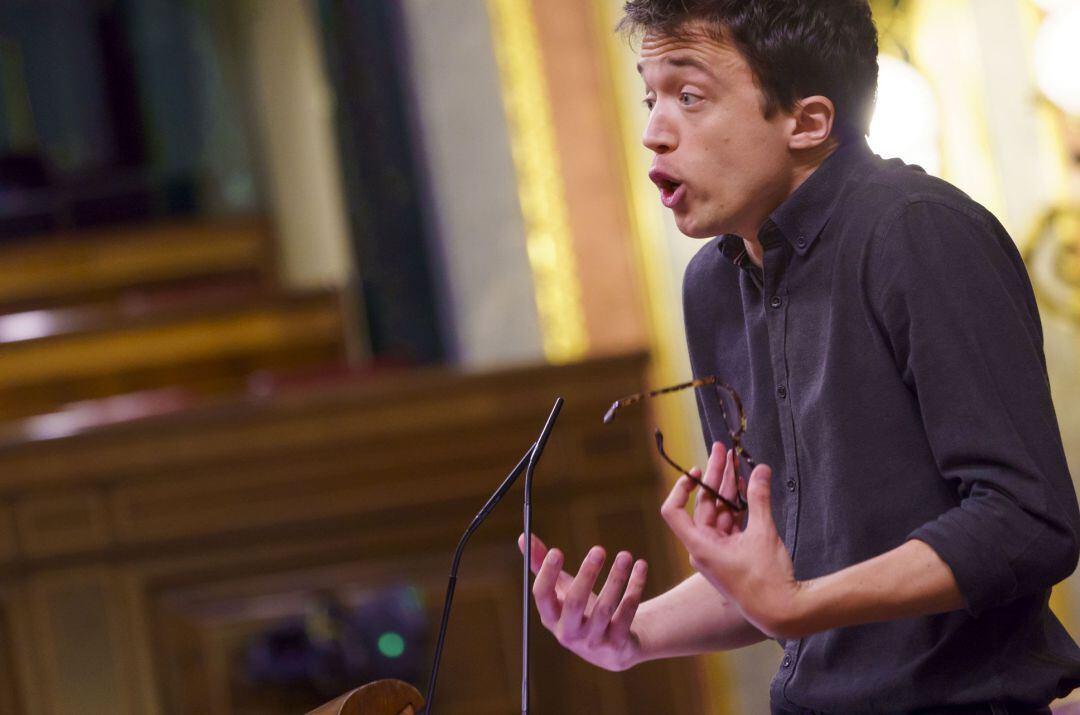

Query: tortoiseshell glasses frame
left=603, top=376, right=756, bottom=513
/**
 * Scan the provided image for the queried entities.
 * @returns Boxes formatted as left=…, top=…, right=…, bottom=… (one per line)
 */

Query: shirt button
left=796, top=235, right=807, bottom=249
left=769, top=295, right=783, bottom=309
left=786, top=479, right=797, bottom=492
left=777, top=385, right=788, bottom=399
left=782, top=654, right=793, bottom=668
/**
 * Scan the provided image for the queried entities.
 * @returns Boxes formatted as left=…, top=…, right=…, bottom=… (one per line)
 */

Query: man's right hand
left=517, top=533, right=648, bottom=672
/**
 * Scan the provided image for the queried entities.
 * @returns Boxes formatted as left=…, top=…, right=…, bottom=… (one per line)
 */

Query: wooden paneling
left=0, top=592, right=23, bottom=714
left=0, top=353, right=706, bottom=714
left=14, top=489, right=111, bottom=558
left=23, top=569, right=147, bottom=715
left=0, top=219, right=274, bottom=312
left=0, top=506, right=17, bottom=563
left=0, top=215, right=348, bottom=422
left=0, top=290, right=345, bottom=420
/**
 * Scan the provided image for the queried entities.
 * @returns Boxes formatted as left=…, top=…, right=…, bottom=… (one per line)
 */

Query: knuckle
left=556, top=627, right=580, bottom=648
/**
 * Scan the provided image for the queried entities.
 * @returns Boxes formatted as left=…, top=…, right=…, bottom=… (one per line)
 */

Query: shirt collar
left=715, top=138, right=877, bottom=278
left=766, top=137, right=877, bottom=256
left=718, top=234, right=764, bottom=290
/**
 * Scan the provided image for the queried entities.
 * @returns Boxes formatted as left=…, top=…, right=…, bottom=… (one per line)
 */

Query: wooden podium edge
left=305, top=679, right=425, bottom=715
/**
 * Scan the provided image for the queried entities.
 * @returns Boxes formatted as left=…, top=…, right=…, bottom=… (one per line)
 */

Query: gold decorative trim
left=486, top=0, right=589, bottom=363
left=1024, top=205, right=1080, bottom=327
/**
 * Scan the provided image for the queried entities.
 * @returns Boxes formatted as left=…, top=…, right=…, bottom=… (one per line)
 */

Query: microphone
left=423, top=397, right=563, bottom=715
left=423, top=442, right=534, bottom=715
left=522, top=397, right=562, bottom=715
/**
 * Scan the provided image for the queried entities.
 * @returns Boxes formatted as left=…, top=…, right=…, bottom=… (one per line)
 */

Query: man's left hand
left=660, top=454, right=808, bottom=640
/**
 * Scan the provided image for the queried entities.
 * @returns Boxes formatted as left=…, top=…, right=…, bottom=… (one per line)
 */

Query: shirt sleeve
left=871, top=198, right=1080, bottom=617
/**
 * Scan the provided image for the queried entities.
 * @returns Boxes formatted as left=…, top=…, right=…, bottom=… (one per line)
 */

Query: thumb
left=746, top=464, right=776, bottom=534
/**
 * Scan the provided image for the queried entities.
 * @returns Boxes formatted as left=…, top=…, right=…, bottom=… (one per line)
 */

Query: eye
left=642, top=96, right=656, bottom=111
left=679, top=92, right=701, bottom=107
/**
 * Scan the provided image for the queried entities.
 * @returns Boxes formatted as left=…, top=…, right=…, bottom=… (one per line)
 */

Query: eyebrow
left=636, top=55, right=717, bottom=79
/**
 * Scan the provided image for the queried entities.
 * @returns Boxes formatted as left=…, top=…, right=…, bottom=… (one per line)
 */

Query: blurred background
left=0, top=0, right=1076, bottom=713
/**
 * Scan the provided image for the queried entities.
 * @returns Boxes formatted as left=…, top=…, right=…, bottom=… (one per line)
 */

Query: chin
left=674, top=215, right=722, bottom=240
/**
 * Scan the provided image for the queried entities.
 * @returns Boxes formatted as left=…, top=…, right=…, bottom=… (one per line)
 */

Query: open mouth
left=657, top=180, right=686, bottom=209
left=649, top=170, right=687, bottom=209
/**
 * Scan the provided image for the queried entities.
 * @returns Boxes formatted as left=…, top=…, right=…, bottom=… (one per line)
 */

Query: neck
left=741, top=138, right=841, bottom=268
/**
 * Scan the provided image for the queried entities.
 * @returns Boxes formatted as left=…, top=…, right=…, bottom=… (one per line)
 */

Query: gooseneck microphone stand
left=423, top=397, right=563, bottom=715
left=522, top=398, right=562, bottom=715
left=423, top=442, right=534, bottom=715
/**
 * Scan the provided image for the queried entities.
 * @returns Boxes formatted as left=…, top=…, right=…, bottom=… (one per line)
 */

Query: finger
left=688, top=467, right=706, bottom=523
left=745, top=463, right=776, bottom=535
left=660, top=476, right=699, bottom=546
left=560, top=547, right=606, bottom=635
left=518, top=532, right=548, bottom=574
left=715, top=449, right=738, bottom=533
left=694, top=442, right=727, bottom=528
left=608, top=559, right=649, bottom=647
left=531, top=547, right=565, bottom=627
left=720, top=449, right=738, bottom=501
left=584, top=551, right=632, bottom=642
left=520, top=533, right=575, bottom=593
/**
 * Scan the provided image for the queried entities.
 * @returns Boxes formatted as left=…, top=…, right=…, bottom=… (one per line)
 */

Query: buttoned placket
left=758, top=224, right=804, bottom=701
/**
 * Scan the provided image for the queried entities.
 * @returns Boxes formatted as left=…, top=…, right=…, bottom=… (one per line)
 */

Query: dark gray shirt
left=683, top=139, right=1080, bottom=713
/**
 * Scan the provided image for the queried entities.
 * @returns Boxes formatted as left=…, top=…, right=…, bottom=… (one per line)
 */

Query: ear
left=788, top=95, right=836, bottom=150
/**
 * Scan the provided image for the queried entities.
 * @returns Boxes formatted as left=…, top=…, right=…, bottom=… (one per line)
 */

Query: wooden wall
left=0, top=353, right=707, bottom=714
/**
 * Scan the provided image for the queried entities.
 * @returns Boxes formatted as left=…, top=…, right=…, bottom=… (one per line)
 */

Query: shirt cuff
left=908, top=513, right=1019, bottom=617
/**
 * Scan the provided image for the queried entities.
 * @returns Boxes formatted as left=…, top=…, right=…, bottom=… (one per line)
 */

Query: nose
left=642, top=106, right=676, bottom=154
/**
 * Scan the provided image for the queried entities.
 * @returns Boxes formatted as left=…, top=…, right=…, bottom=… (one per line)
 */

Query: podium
left=305, top=680, right=424, bottom=715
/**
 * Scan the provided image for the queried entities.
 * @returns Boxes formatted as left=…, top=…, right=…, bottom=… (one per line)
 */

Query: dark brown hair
left=618, top=0, right=879, bottom=142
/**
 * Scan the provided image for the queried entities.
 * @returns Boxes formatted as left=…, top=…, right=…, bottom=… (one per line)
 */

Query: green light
left=377, top=632, right=406, bottom=658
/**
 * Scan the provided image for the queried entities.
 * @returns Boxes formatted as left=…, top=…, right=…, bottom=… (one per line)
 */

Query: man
left=520, top=0, right=1080, bottom=712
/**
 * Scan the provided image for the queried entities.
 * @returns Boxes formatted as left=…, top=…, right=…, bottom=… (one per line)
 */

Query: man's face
left=637, top=26, right=796, bottom=239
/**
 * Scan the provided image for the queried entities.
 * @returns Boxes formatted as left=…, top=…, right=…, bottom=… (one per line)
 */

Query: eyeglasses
left=603, top=376, right=756, bottom=513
